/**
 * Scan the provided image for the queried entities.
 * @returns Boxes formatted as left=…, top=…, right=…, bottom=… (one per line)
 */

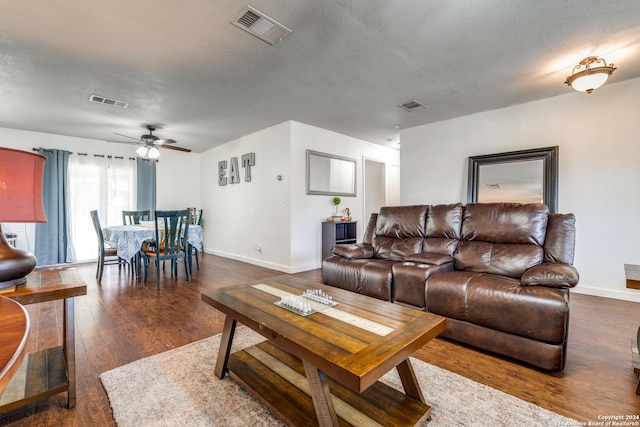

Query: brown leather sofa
left=322, top=203, right=579, bottom=371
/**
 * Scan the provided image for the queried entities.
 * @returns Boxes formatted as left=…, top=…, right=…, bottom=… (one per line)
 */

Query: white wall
left=200, top=121, right=400, bottom=273
left=200, top=122, right=292, bottom=271
left=289, top=121, right=400, bottom=272
left=400, top=77, right=640, bottom=303
left=0, top=127, right=201, bottom=252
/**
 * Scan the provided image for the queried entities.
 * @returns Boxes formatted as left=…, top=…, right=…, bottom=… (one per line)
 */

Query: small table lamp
left=0, top=147, right=47, bottom=289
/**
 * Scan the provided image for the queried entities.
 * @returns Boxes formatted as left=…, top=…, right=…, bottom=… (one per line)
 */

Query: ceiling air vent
left=397, top=99, right=428, bottom=112
left=89, top=94, right=129, bottom=109
left=232, top=6, right=292, bottom=45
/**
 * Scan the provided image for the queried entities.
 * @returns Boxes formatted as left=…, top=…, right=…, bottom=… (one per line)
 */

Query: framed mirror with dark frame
left=467, top=146, right=558, bottom=213
left=306, top=150, right=357, bottom=196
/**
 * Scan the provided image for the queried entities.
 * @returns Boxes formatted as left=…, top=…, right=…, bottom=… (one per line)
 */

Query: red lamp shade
left=0, top=147, right=47, bottom=223
left=0, top=147, right=47, bottom=288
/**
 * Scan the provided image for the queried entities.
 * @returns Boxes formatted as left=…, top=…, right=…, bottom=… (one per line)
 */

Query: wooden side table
left=0, top=269, right=86, bottom=412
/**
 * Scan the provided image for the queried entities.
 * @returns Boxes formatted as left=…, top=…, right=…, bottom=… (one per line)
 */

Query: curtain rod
left=32, top=147, right=139, bottom=161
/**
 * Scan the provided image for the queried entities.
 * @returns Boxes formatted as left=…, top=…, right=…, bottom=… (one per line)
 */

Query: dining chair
left=123, top=210, right=152, bottom=275
left=140, top=210, right=191, bottom=288
left=90, top=210, right=129, bottom=283
left=187, top=208, right=203, bottom=271
left=122, top=210, right=151, bottom=225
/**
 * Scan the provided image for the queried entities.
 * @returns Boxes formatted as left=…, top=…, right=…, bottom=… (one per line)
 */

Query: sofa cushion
left=375, top=205, right=428, bottom=238
left=455, top=203, right=548, bottom=277
left=374, top=236, right=424, bottom=261
left=455, top=241, right=543, bottom=278
left=373, top=205, right=428, bottom=261
left=423, top=203, right=463, bottom=256
left=461, top=203, right=548, bottom=245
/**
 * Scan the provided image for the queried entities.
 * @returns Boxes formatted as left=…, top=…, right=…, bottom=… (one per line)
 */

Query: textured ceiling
left=0, top=1, right=639, bottom=153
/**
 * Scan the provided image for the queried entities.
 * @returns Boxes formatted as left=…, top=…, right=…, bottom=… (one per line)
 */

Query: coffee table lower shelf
left=228, top=341, right=431, bottom=427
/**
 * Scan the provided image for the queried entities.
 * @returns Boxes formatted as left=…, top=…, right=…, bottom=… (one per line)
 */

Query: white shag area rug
left=100, top=327, right=577, bottom=427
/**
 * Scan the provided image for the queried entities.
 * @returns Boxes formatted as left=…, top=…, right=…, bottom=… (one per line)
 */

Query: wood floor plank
left=0, top=255, right=638, bottom=426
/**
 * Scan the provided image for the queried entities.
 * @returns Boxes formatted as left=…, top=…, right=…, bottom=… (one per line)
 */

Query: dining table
left=102, top=222, right=203, bottom=277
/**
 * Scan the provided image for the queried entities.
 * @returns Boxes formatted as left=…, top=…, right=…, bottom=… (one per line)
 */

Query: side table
left=0, top=269, right=87, bottom=412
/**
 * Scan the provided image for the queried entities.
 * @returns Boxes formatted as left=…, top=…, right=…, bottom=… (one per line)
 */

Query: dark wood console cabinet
left=321, top=221, right=357, bottom=261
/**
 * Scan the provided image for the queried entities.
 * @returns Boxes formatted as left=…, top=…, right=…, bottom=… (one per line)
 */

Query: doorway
left=364, top=159, right=386, bottom=224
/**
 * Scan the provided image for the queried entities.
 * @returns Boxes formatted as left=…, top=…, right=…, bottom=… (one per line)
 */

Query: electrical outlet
left=256, top=245, right=262, bottom=253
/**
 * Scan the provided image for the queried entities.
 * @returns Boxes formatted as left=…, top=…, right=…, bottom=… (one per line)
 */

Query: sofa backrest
left=423, top=203, right=463, bottom=256
left=543, top=213, right=576, bottom=264
left=373, top=205, right=427, bottom=260
left=368, top=203, right=575, bottom=273
left=362, top=213, right=378, bottom=245
left=454, top=203, right=548, bottom=278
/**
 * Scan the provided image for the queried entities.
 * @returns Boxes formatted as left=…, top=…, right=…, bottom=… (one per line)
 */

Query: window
left=68, top=155, right=136, bottom=261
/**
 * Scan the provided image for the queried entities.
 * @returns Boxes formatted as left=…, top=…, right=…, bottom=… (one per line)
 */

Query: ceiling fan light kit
left=565, top=56, right=616, bottom=93
left=136, top=146, right=149, bottom=156
left=147, top=147, right=160, bottom=159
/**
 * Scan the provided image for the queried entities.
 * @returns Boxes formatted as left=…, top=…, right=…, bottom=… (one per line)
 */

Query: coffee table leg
left=303, top=360, right=339, bottom=427
left=397, top=359, right=425, bottom=403
left=214, top=316, right=236, bottom=379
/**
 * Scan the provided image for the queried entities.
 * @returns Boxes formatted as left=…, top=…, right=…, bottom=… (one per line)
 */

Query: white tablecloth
left=103, top=224, right=203, bottom=261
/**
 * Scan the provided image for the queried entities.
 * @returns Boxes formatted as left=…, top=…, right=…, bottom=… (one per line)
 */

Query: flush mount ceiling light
left=565, top=56, right=616, bottom=93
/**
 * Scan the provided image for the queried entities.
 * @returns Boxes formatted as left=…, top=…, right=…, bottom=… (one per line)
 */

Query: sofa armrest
left=331, top=243, right=374, bottom=260
left=521, top=262, right=579, bottom=288
left=404, top=252, right=454, bottom=266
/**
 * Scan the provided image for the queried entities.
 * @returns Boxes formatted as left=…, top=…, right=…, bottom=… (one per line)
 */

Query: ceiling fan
left=109, top=125, right=191, bottom=158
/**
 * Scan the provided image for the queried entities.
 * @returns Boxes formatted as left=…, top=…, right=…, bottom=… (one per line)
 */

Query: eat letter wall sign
left=219, top=153, right=255, bottom=186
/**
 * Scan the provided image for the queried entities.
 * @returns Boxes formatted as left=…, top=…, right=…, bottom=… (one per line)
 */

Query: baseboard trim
left=202, top=249, right=320, bottom=274
left=572, top=285, right=640, bottom=303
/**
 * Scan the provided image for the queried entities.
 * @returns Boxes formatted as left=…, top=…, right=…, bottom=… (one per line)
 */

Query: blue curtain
left=35, top=148, right=76, bottom=265
left=136, top=158, right=157, bottom=217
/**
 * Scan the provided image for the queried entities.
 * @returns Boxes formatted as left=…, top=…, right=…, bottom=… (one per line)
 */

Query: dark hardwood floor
left=1, top=254, right=638, bottom=426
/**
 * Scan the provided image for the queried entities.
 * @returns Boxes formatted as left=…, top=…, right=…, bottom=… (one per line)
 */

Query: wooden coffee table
left=201, top=275, right=446, bottom=427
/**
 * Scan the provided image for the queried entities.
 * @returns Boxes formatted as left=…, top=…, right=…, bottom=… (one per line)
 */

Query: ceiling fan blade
left=107, top=140, right=142, bottom=146
left=161, top=144, right=191, bottom=152
left=113, top=132, right=141, bottom=141
left=156, top=139, right=177, bottom=145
